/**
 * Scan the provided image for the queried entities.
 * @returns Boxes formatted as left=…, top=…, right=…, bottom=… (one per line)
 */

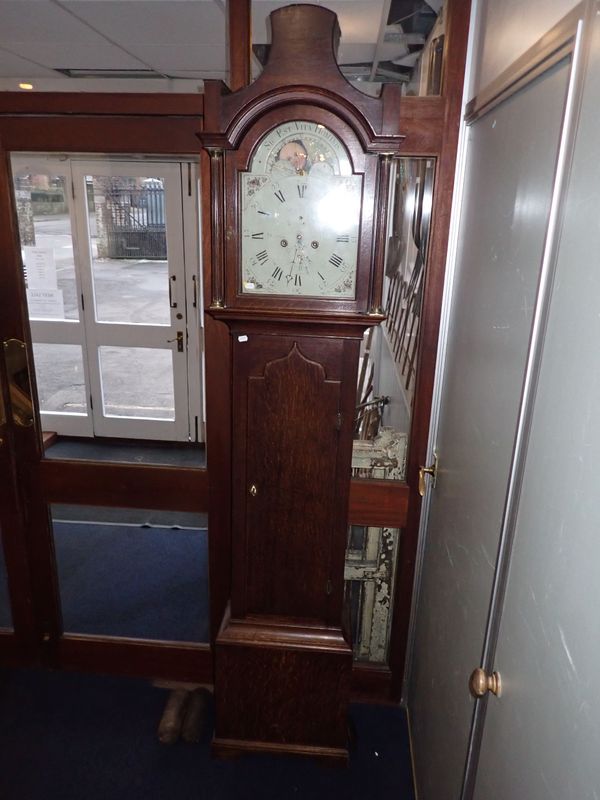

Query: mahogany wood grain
left=230, top=332, right=359, bottom=625
left=0, top=92, right=203, bottom=116
left=39, top=460, right=209, bottom=512
left=227, top=0, right=252, bottom=91
left=351, top=662, right=394, bottom=703
left=214, top=612, right=351, bottom=757
left=56, top=636, right=212, bottom=684
left=0, top=117, right=202, bottom=155
left=348, top=479, right=409, bottom=528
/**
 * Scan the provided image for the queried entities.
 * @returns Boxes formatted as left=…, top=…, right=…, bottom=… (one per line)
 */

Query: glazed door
left=10, top=156, right=203, bottom=442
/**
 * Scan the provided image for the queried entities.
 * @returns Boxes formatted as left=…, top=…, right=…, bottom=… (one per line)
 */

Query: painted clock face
left=240, top=121, right=362, bottom=298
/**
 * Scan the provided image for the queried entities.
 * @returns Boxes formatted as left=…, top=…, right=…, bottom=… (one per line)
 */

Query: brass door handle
left=418, top=453, right=438, bottom=497
left=469, top=667, right=502, bottom=698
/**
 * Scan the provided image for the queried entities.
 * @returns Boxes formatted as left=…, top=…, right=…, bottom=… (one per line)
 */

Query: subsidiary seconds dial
left=240, top=121, right=362, bottom=299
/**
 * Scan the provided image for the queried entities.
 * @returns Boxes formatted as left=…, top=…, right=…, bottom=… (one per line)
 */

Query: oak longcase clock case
left=200, top=3, right=403, bottom=761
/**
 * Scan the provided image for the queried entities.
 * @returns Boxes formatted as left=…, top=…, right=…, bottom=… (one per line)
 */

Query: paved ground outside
left=27, top=213, right=178, bottom=427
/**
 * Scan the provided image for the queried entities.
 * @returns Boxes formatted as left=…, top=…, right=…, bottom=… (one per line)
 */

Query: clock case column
left=199, top=4, right=404, bottom=761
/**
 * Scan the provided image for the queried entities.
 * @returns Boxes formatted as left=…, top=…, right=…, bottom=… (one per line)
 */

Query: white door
left=11, top=156, right=203, bottom=442
left=407, top=38, right=576, bottom=800
left=11, top=155, right=93, bottom=436
left=473, top=8, right=600, bottom=799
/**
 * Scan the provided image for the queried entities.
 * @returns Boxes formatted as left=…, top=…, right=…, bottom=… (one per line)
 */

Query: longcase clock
left=199, top=4, right=403, bottom=762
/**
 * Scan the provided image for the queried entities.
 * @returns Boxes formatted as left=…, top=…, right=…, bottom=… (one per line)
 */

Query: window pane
left=99, top=346, right=174, bottom=420
left=87, top=175, right=170, bottom=325
left=11, top=170, right=79, bottom=322
left=32, top=343, right=87, bottom=415
left=51, top=505, right=209, bottom=643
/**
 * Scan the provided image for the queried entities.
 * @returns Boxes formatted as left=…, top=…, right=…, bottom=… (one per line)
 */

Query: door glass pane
left=352, top=158, right=434, bottom=481
left=0, top=532, right=12, bottom=629
left=86, top=174, right=171, bottom=325
left=32, top=343, right=88, bottom=416
left=51, top=505, right=209, bottom=642
left=99, top=346, right=174, bottom=420
left=11, top=169, right=79, bottom=322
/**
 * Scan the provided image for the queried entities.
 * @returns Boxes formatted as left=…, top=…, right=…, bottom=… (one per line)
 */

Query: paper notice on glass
left=26, top=288, right=65, bottom=320
left=24, top=246, right=57, bottom=289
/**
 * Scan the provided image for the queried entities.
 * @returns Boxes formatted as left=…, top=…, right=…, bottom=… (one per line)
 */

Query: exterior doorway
left=10, top=155, right=204, bottom=443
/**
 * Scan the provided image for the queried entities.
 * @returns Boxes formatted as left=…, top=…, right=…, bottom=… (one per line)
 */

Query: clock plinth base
left=213, top=610, right=352, bottom=762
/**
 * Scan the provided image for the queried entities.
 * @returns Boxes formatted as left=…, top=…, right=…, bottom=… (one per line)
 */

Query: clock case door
left=231, top=329, right=359, bottom=624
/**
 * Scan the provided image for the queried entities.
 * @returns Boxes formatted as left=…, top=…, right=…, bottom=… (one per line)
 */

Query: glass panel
left=11, top=170, right=79, bottom=321
left=51, top=505, right=209, bottom=642
left=352, top=158, right=434, bottom=481
left=344, top=525, right=400, bottom=664
left=87, top=175, right=171, bottom=325
left=99, top=346, right=174, bottom=420
left=32, top=343, right=87, bottom=416
left=0, top=531, right=12, bottom=629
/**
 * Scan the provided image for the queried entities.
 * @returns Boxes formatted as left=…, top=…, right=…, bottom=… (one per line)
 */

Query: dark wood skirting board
left=39, top=459, right=209, bottom=512
left=351, top=662, right=394, bottom=702
left=212, top=738, right=349, bottom=765
left=56, top=636, right=212, bottom=684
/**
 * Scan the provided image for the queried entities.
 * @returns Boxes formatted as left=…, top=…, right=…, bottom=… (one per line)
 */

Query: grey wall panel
left=473, top=12, right=600, bottom=800
left=473, top=0, right=578, bottom=95
left=408, top=60, right=571, bottom=800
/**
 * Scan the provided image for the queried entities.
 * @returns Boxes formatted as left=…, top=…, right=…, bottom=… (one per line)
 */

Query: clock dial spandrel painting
left=241, top=121, right=362, bottom=299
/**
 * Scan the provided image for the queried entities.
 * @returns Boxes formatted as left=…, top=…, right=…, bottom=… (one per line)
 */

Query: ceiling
left=0, top=0, right=442, bottom=93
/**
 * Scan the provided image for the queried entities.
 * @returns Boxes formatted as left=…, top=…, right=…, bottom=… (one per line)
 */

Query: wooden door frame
left=0, top=94, right=212, bottom=683
left=0, top=0, right=471, bottom=699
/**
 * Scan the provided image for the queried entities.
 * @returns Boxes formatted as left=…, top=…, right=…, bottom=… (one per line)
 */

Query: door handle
left=418, top=452, right=438, bottom=496
left=168, top=275, right=177, bottom=308
left=2, top=339, right=34, bottom=428
left=167, top=331, right=184, bottom=352
left=469, top=667, right=502, bottom=698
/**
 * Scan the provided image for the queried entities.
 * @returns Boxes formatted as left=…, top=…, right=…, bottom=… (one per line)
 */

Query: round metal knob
left=469, top=667, right=502, bottom=698
left=249, top=484, right=258, bottom=497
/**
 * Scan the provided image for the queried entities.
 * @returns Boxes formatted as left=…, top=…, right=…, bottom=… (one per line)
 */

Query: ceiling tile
left=10, top=41, right=148, bottom=70
left=0, top=46, right=60, bottom=77
left=0, top=1, right=109, bottom=43
left=129, top=43, right=227, bottom=72
left=63, top=0, right=226, bottom=45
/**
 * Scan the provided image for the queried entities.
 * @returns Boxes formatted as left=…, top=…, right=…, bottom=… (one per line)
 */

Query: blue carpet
left=0, top=669, right=415, bottom=800
left=54, top=522, right=209, bottom=642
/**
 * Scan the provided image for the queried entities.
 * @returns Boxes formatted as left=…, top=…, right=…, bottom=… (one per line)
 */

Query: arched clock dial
left=240, top=121, right=362, bottom=298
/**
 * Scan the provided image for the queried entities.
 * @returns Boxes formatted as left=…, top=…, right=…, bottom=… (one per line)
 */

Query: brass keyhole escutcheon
left=249, top=484, right=258, bottom=497
left=469, top=667, right=502, bottom=698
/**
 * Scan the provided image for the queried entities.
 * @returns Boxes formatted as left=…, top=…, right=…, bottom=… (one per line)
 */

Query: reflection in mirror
left=0, top=529, right=13, bottom=629
left=3, top=339, right=34, bottom=428
left=51, top=505, right=209, bottom=642
left=353, top=157, right=434, bottom=481
left=344, top=525, right=400, bottom=664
